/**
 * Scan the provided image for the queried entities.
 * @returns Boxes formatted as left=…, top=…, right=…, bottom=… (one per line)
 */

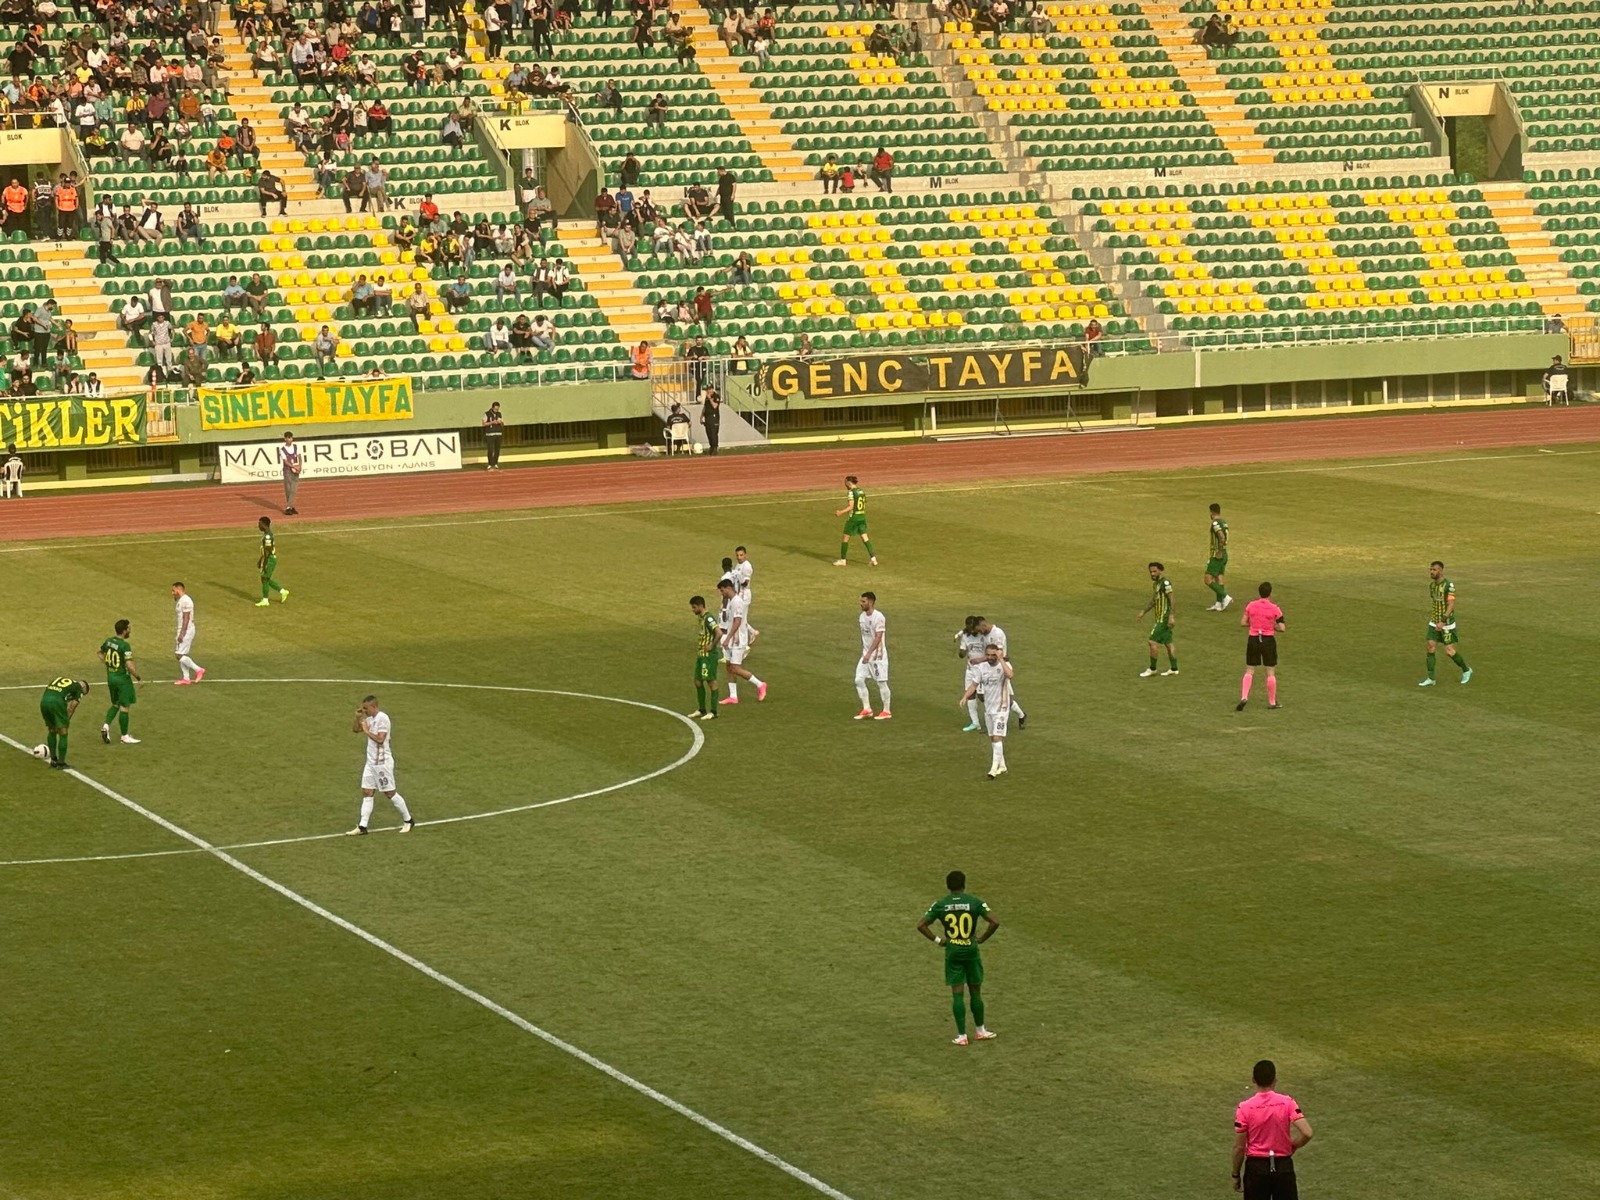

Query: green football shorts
left=105, top=676, right=137, bottom=708
left=944, top=948, right=984, bottom=988
left=1148, top=622, right=1175, bottom=645
left=694, top=654, right=719, bottom=683
left=1426, top=622, right=1459, bottom=646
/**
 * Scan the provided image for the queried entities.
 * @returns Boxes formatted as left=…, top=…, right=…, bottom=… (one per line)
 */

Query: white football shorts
left=362, top=762, right=397, bottom=793
left=174, top=632, right=195, bottom=656
left=855, top=657, right=889, bottom=685
left=985, top=707, right=1010, bottom=738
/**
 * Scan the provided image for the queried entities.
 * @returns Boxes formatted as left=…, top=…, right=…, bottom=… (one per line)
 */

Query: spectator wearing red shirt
left=871, top=146, right=894, bottom=192
left=1232, top=1060, right=1312, bottom=1198
left=418, top=193, right=439, bottom=225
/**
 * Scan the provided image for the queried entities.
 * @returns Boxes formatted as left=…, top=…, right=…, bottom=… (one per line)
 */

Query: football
left=31, top=744, right=50, bottom=760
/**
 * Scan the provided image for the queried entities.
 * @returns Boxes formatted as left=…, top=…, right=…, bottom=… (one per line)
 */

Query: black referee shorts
left=1242, top=1155, right=1298, bottom=1200
left=1245, top=634, right=1278, bottom=668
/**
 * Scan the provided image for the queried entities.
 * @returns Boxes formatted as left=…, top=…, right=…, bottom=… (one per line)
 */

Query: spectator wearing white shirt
left=529, top=313, right=555, bottom=350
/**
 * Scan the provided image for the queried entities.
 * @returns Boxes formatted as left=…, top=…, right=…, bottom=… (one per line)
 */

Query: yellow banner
left=198, top=377, right=415, bottom=431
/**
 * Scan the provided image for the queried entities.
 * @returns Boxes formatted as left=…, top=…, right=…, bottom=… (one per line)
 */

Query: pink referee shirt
left=1243, top=598, right=1283, bottom=637
left=1235, top=1090, right=1304, bottom=1157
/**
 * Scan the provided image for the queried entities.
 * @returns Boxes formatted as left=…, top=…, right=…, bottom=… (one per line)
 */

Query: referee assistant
left=1232, top=1059, right=1312, bottom=1198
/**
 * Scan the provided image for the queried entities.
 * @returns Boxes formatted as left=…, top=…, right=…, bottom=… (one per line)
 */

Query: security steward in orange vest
left=2, top=177, right=28, bottom=236
left=53, top=176, right=79, bottom=240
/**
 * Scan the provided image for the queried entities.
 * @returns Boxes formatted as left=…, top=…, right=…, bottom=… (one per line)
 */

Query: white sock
left=179, top=655, right=199, bottom=677
left=390, top=793, right=412, bottom=822
left=748, top=674, right=763, bottom=687
left=991, top=742, right=1005, bottom=770
left=966, top=698, right=980, bottom=724
left=359, top=796, right=374, bottom=829
left=1010, top=697, right=1025, bottom=719
left=877, top=683, right=891, bottom=710
left=855, top=681, right=870, bottom=708
left=728, top=681, right=738, bottom=700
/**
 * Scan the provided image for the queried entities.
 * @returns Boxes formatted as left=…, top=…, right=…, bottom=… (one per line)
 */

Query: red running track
left=4, top=406, right=1599, bottom=542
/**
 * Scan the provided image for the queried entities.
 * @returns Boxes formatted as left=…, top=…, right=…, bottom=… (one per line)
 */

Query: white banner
left=219, top=431, right=462, bottom=483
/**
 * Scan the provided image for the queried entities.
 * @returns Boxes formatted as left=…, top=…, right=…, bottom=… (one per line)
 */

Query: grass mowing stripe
left=0, top=729, right=857, bottom=1200
left=3, top=444, right=1594, bottom=555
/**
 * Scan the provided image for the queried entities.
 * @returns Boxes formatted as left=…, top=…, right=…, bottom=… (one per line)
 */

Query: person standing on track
left=482, top=400, right=504, bottom=470
left=1232, top=1059, right=1312, bottom=1198
left=1237, top=582, right=1285, bottom=711
left=278, top=430, right=302, bottom=514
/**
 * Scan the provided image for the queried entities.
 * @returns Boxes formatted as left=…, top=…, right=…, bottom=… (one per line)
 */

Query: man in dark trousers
left=716, top=165, right=736, bottom=222
left=1232, top=1060, right=1313, bottom=1198
left=482, top=399, right=504, bottom=469
left=699, top=385, right=720, bottom=456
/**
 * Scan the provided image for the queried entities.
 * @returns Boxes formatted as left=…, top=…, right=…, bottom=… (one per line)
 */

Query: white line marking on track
left=0, top=679, right=703, bottom=867
left=1, top=445, right=1595, bottom=553
left=0, top=729, right=855, bottom=1200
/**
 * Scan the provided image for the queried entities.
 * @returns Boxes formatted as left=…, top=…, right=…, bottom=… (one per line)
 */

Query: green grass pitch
left=3, top=443, right=1599, bottom=1199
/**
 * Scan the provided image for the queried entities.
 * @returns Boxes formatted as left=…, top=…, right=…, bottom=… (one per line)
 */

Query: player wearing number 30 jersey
left=917, top=870, right=1000, bottom=1046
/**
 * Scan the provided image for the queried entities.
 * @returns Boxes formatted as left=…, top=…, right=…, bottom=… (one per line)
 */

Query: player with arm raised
left=960, top=643, right=1015, bottom=778
left=975, top=616, right=1026, bottom=728
left=347, top=694, right=414, bottom=835
left=716, top=577, right=767, bottom=705
left=98, top=618, right=142, bottom=744
left=171, top=582, right=206, bottom=685
left=916, top=870, right=999, bottom=1045
left=854, top=591, right=891, bottom=719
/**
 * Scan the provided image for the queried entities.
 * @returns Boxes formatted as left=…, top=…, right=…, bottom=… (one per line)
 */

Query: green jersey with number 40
left=99, top=636, right=132, bottom=678
left=924, top=892, right=990, bottom=954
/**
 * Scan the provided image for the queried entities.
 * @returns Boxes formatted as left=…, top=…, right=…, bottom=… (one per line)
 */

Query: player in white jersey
left=733, top=545, right=759, bottom=641
left=347, top=694, right=415, bottom=835
left=954, top=615, right=989, bottom=731
left=854, top=591, right=891, bottom=719
left=959, top=643, right=1014, bottom=778
left=975, top=616, right=1025, bottom=728
left=170, top=581, right=207, bottom=685
left=716, top=578, right=767, bottom=704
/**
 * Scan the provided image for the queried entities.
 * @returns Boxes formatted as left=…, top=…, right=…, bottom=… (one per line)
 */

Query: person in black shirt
left=483, top=400, right=504, bottom=469
left=700, top=385, right=721, bottom=456
left=716, top=166, right=736, bottom=222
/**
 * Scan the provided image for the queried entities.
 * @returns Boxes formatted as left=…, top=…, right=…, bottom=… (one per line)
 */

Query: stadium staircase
left=37, top=245, right=144, bottom=390
left=1139, top=1, right=1271, bottom=165
left=1478, top=181, right=1585, bottom=321
left=921, top=19, right=1047, bottom=190
left=556, top=230, right=673, bottom=357
left=676, top=3, right=815, bottom=184
left=215, top=14, right=318, bottom=202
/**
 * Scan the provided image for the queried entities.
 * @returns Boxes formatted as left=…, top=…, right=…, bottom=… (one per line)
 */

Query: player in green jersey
left=1137, top=561, right=1179, bottom=677
left=687, top=595, right=720, bottom=721
left=98, top=618, right=142, bottom=745
left=1205, top=503, right=1233, bottom=611
left=255, top=516, right=289, bottom=607
left=1421, top=560, right=1471, bottom=686
left=39, top=677, right=90, bottom=769
left=832, top=474, right=878, bottom=567
left=917, top=870, right=1000, bottom=1045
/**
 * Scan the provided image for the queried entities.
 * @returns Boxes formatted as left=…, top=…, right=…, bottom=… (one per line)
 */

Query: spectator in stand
left=243, top=273, right=271, bottom=318
left=362, top=159, right=389, bottom=212
left=30, top=300, right=55, bottom=361
left=234, top=361, right=258, bottom=386
left=206, top=143, right=229, bottom=178
left=871, top=146, right=894, bottom=192
left=120, top=294, right=148, bottom=345
left=53, top=175, right=79, bottom=239
left=258, top=169, right=288, bottom=216
left=351, top=274, right=376, bottom=316
left=821, top=153, right=840, bottom=193
left=631, top=8, right=654, bottom=54
left=233, top=118, right=260, bottom=167
left=150, top=313, right=175, bottom=375
left=444, top=273, right=473, bottom=312
left=730, top=334, right=753, bottom=374
left=214, top=317, right=242, bottom=360
left=620, top=150, right=641, bottom=190
left=341, top=164, right=366, bottom=214
left=374, top=274, right=393, bottom=313
left=486, top=318, right=511, bottom=353
left=510, top=312, right=534, bottom=356
left=686, top=332, right=708, bottom=389
left=493, top=264, right=520, bottom=300
left=631, top=339, right=652, bottom=378
left=731, top=250, right=753, bottom=288
left=405, top=283, right=431, bottom=330
left=254, top=322, right=278, bottom=367
left=597, top=79, right=623, bottom=116
left=222, top=276, right=249, bottom=315
left=185, top=313, right=212, bottom=361
left=593, top=187, right=616, bottom=236
left=135, top=201, right=164, bottom=243
left=419, top=192, right=440, bottom=226
left=95, top=205, right=119, bottom=264
left=176, top=203, right=205, bottom=247
left=1084, top=316, right=1103, bottom=357
left=180, top=345, right=207, bottom=393
left=2, top=177, right=27, bottom=237
left=683, top=180, right=712, bottom=223
left=369, top=98, right=392, bottom=137
left=693, top=286, right=718, bottom=329
left=313, top=325, right=341, bottom=378
left=716, top=166, right=737, bottom=221
left=840, top=162, right=856, bottom=193
left=797, top=331, right=814, bottom=359
left=440, top=111, right=464, bottom=149
left=528, top=312, right=555, bottom=352
left=646, top=92, right=667, bottom=129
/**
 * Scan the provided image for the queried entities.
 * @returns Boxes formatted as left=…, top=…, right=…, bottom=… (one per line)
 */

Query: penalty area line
left=0, top=732, right=856, bottom=1200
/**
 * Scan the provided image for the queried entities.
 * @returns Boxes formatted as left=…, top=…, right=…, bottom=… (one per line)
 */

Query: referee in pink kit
left=1232, top=1059, right=1313, bottom=1197
left=1236, top=582, right=1285, bottom=711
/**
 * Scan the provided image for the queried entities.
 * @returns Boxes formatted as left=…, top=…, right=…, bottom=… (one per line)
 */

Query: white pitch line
left=0, top=679, right=703, bottom=868
left=0, top=732, right=855, bottom=1200
left=1, top=444, right=1595, bottom=554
